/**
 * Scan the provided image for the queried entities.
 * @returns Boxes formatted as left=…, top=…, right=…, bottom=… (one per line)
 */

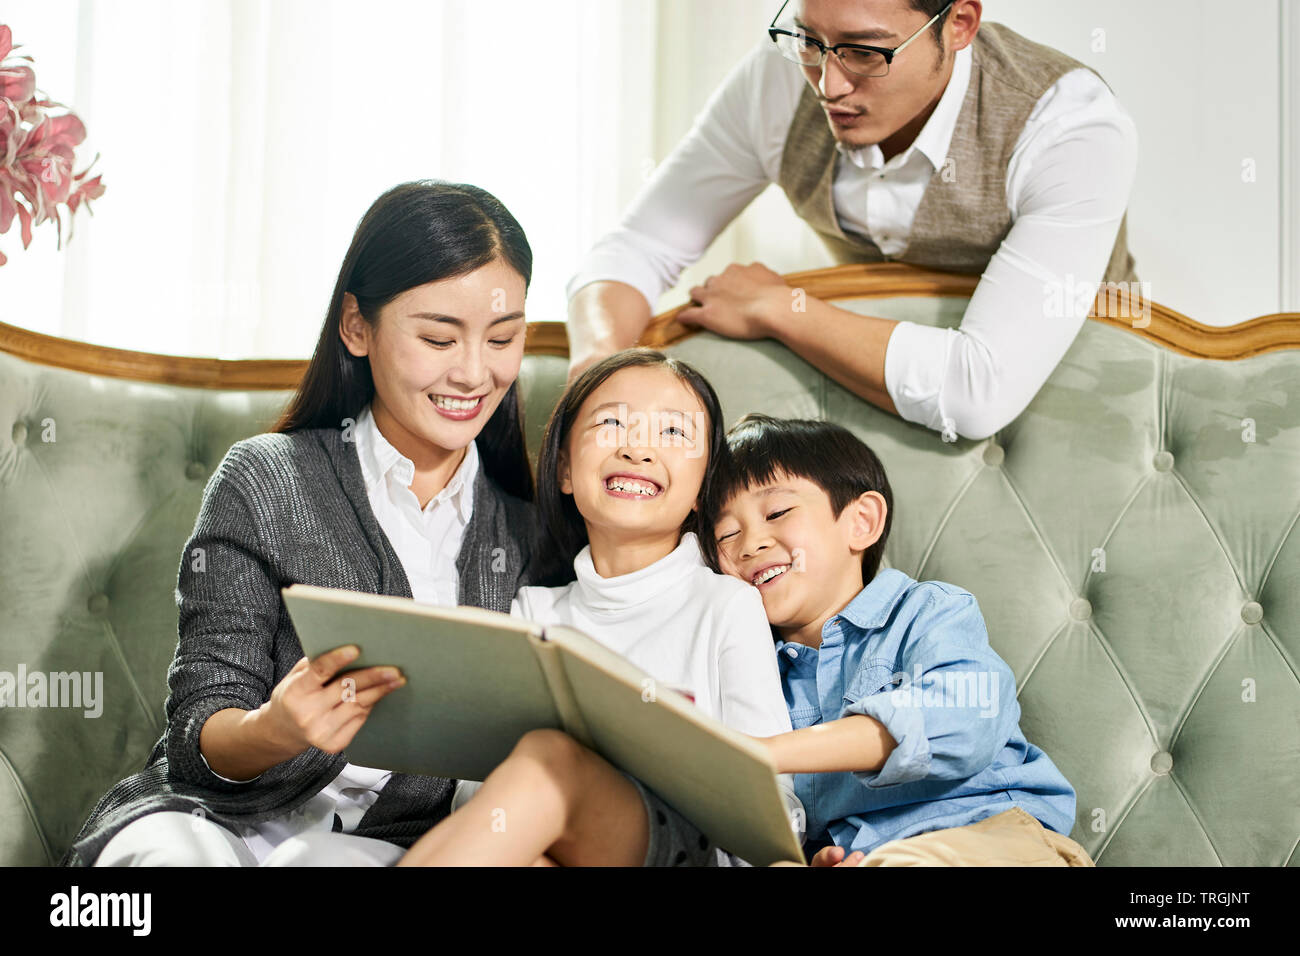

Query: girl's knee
left=512, top=728, right=588, bottom=777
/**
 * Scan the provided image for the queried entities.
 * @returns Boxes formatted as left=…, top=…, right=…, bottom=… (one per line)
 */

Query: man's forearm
left=762, top=294, right=901, bottom=418
left=766, top=714, right=897, bottom=775
left=565, top=280, right=653, bottom=378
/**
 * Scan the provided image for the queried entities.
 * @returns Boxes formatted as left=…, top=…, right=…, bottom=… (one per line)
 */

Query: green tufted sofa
left=2, top=264, right=1297, bottom=867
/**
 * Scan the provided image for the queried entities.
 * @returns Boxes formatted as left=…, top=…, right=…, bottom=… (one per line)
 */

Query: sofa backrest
left=1, top=264, right=1296, bottom=865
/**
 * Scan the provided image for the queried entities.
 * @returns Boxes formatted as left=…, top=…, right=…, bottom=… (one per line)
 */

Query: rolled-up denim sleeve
left=839, top=590, right=1019, bottom=788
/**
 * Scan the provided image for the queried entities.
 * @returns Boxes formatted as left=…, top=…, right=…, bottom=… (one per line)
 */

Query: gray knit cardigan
left=60, top=424, right=569, bottom=866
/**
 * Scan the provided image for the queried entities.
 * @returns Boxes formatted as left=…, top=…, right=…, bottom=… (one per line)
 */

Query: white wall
left=983, top=0, right=1292, bottom=324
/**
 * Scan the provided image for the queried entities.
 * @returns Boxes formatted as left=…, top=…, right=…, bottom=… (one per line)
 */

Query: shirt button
left=785, top=647, right=798, bottom=659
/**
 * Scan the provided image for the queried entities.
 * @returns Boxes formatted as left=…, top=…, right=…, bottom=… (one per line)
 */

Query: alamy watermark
left=595, top=403, right=708, bottom=459
left=887, top=664, right=1000, bottom=718
left=1043, top=275, right=1153, bottom=328
left=0, top=665, right=103, bottom=718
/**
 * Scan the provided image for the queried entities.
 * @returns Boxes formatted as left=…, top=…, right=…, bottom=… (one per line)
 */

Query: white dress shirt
left=567, top=37, right=1139, bottom=440
left=353, top=402, right=478, bottom=608
left=199, top=402, right=480, bottom=862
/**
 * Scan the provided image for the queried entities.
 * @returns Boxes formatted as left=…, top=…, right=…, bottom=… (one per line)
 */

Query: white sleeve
left=883, top=69, right=1139, bottom=441
left=565, top=40, right=795, bottom=310
left=714, top=586, right=793, bottom=738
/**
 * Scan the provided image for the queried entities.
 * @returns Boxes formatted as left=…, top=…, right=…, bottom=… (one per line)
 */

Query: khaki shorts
left=856, top=806, right=1094, bottom=867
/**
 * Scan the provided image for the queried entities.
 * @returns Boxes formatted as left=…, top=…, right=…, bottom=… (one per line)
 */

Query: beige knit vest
left=777, top=22, right=1137, bottom=284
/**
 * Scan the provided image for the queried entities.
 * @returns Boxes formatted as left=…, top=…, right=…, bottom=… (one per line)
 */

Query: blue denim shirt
left=776, top=568, right=1077, bottom=855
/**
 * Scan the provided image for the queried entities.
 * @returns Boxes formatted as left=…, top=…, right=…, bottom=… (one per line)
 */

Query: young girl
left=398, top=348, right=795, bottom=867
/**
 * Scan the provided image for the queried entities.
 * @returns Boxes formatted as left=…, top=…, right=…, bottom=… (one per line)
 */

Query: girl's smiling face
left=558, top=364, right=711, bottom=543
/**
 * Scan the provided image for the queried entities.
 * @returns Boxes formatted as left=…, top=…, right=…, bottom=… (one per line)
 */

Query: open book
left=281, top=583, right=806, bottom=867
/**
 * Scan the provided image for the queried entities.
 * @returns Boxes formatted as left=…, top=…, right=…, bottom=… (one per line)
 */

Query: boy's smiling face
left=714, top=470, right=887, bottom=647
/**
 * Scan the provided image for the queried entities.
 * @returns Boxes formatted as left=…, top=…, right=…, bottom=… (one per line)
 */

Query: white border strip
left=1282, top=0, right=1300, bottom=311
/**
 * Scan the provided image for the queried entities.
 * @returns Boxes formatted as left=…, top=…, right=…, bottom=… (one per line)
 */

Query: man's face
left=792, top=0, right=952, bottom=151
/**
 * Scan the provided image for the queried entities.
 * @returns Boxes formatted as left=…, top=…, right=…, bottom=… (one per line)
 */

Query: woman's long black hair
left=273, top=180, right=536, bottom=502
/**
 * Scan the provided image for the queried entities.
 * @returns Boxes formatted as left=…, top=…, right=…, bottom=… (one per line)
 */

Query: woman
left=61, top=180, right=569, bottom=866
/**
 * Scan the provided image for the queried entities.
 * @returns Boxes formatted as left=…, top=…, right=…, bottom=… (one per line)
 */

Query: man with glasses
left=565, top=1, right=1138, bottom=442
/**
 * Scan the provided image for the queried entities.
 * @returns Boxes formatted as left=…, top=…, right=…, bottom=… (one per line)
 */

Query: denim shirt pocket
left=842, top=659, right=900, bottom=708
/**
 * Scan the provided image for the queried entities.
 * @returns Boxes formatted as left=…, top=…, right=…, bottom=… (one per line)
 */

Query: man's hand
left=810, top=845, right=867, bottom=867
left=678, top=262, right=789, bottom=340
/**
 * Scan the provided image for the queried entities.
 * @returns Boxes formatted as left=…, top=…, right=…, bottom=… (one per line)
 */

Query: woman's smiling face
left=340, top=258, right=527, bottom=456
left=558, top=364, right=711, bottom=542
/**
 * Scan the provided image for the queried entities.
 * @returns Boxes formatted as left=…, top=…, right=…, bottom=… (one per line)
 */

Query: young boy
left=703, top=413, right=1093, bottom=867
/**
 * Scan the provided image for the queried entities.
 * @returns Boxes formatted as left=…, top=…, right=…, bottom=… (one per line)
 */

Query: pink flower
left=0, top=25, right=37, bottom=107
left=0, top=23, right=104, bottom=265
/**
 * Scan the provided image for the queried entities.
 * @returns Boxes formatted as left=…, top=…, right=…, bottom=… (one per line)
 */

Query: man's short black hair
left=909, top=0, right=952, bottom=56
left=703, top=413, right=894, bottom=586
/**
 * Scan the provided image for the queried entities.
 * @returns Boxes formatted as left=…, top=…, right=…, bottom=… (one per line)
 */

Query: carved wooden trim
left=0, top=317, right=572, bottom=389
left=3, top=264, right=1297, bottom=387
left=641, top=263, right=1300, bottom=361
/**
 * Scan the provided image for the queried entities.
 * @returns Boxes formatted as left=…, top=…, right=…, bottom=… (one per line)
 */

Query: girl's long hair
left=272, top=180, right=535, bottom=502
left=536, top=348, right=727, bottom=568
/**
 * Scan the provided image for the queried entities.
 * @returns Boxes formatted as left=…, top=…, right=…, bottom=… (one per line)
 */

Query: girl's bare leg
left=396, top=729, right=650, bottom=866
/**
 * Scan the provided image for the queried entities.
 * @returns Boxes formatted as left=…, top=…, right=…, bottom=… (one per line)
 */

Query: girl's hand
left=810, top=845, right=867, bottom=867
left=257, top=645, right=406, bottom=756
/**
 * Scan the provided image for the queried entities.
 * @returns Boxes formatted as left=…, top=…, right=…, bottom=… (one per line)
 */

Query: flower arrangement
left=0, top=23, right=105, bottom=266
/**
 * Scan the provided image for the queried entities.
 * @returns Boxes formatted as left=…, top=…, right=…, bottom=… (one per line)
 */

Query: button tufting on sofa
left=1150, top=751, right=1174, bottom=775
left=1152, top=449, right=1174, bottom=472
left=86, top=593, right=109, bottom=615
left=185, top=461, right=207, bottom=481
left=1069, top=597, right=1092, bottom=621
left=11, top=421, right=27, bottom=446
left=1241, top=601, right=1263, bottom=625
left=982, top=442, right=1004, bottom=466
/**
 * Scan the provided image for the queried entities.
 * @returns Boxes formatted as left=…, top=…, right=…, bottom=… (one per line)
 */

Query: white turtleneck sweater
left=511, top=531, right=792, bottom=740
left=451, top=530, right=802, bottom=864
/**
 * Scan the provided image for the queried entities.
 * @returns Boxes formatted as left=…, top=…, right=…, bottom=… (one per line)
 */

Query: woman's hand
left=259, top=645, right=406, bottom=756
left=199, top=645, right=407, bottom=781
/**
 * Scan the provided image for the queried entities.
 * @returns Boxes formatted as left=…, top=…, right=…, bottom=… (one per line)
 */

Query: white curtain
left=3, top=0, right=1295, bottom=354
left=3, top=0, right=802, bottom=359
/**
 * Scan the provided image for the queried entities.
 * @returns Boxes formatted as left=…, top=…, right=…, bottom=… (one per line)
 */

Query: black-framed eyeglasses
left=768, top=0, right=954, bottom=77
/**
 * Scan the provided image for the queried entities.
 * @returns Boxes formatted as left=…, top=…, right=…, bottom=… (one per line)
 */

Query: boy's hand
left=745, top=733, right=783, bottom=769
left=810, top=845, right=867, bottom=867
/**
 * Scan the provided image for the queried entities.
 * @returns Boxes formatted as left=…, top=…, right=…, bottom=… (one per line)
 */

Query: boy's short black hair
left=703, top=413, right=894, bottom=585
